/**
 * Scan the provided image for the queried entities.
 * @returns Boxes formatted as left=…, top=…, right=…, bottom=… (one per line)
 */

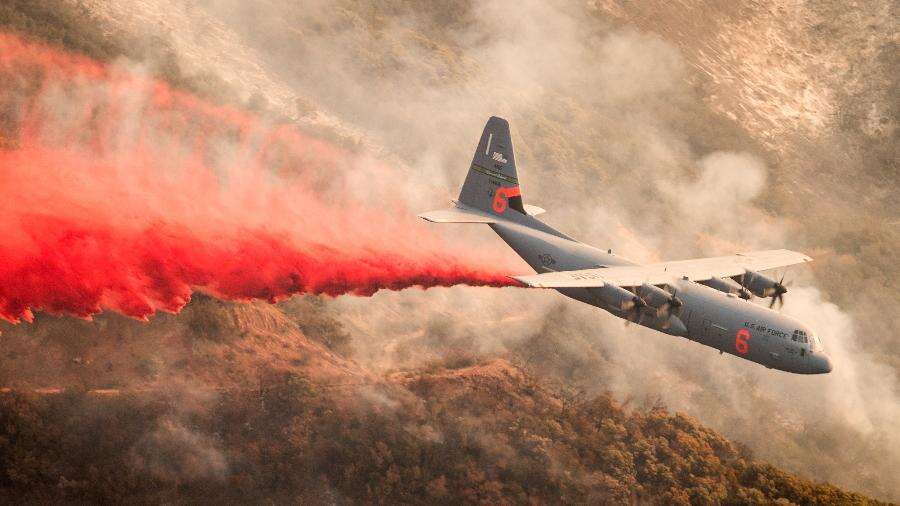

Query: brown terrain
left=0, top=298, right=881, bottom=504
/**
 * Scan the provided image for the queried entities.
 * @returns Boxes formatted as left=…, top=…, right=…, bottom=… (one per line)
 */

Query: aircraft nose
left=813, top=353, right=833, bottom=374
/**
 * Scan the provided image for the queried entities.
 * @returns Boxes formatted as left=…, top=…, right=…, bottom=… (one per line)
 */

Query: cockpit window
left=792, top=330, right=809, bottom=344
left=798, top=330, right=823, bottom=351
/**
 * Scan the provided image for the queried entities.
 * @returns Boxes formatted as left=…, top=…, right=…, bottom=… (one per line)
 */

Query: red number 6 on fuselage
left=735, top=328, right=751, bottom=355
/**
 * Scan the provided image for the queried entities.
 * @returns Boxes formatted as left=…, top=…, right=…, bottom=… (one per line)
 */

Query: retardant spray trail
left=0, top=33, right=520, bottom=324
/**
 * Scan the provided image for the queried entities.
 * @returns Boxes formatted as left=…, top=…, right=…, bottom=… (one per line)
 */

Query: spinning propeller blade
left=768, top=271, right=789, bottom=309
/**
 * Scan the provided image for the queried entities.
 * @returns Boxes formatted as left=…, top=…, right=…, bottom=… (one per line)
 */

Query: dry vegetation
left=0, top=296, right=882, bottom=504
left=0, top=353, right=879, bottom=505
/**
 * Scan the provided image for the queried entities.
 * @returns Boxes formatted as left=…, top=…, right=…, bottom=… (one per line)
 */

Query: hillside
left=0, top=296, right=370, bottom=392
left=1, top=0, right=897, bottom=503
left=0, top=299, right=879, bottom=504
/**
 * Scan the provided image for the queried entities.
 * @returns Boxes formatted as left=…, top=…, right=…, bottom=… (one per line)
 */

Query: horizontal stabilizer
left=523, top=204, right=545, bottom=216
left=418, top=204, right=498, bottom=224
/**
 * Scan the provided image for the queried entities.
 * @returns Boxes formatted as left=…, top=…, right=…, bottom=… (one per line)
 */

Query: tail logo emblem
left=491, top=151, right=508, bottom=164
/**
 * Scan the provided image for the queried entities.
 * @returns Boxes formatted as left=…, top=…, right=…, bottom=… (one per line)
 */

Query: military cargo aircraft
left=420, top=117, right=832, bottom=374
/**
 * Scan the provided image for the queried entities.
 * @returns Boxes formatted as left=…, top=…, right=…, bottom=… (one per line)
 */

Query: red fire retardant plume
left=0, top=33, right=520, bottom=325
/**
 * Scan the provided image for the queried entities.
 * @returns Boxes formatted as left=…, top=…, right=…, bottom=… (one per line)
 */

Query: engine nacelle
left=639, top=311, right=686, bottom=336
left=735, top=270, right=778, bottom=298
left=700, top=277, right=751, bottom=299
left=593, top=284, right=643, bottom=311
left=638, top=283, right=675, bottom=308
left=664, top=315, right=687, bottom=336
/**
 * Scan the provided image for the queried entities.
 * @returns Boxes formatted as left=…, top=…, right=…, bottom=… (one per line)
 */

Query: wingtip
left=417, top=210, right=446, bottom=223
left=510, top=275, right=538, bottom=288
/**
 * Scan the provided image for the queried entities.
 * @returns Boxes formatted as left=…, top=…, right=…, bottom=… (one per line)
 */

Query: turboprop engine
left=735, top=270, right=789, bottom=308
left=590, top=284, right=686, bottom=333
left=593, top=284, right=645, bottom=312
left=637, top=284, right=687, bottom=335
left=637, top=284, right=683, bottom=316
left=700, top=277, right=751, bottom=299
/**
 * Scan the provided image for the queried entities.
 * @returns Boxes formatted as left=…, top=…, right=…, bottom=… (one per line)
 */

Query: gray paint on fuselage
left=672, top=281, right=830, bottom=374
left=490, top=221, right=832, bottom=374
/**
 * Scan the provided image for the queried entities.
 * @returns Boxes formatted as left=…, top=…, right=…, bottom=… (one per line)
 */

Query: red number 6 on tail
left=492, top=186, right=521, bottom=214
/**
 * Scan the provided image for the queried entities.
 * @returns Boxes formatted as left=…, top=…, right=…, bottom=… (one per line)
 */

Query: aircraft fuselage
left=490, top=220, right=832, bottom=374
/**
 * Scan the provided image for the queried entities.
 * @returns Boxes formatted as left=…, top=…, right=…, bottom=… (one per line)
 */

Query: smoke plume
left=0, top=33, right=519, bottom=325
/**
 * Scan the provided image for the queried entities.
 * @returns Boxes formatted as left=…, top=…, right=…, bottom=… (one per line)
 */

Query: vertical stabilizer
left=457, top=116, right=526, bottom=216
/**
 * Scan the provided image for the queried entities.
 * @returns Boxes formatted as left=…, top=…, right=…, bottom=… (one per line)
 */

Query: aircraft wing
left=513, top=249, right=812, bottom=288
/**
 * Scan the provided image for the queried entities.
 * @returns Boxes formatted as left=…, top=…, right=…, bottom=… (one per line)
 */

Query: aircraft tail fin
left=457, top=116, right=527, bottom=216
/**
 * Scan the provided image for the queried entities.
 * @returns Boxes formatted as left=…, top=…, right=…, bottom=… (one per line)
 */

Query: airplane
left=420, top=116, right=832, bottom=374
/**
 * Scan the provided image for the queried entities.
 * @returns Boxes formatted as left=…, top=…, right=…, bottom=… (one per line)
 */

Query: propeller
left=624, top=293, right=648, bottom=326
left=658, top=287, right=683, bottom=330
left=768, top=271, right=790, bottom=309
left=735, top=271, right=755, bottom=300
left=657, top=285, right=682, bottom=314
